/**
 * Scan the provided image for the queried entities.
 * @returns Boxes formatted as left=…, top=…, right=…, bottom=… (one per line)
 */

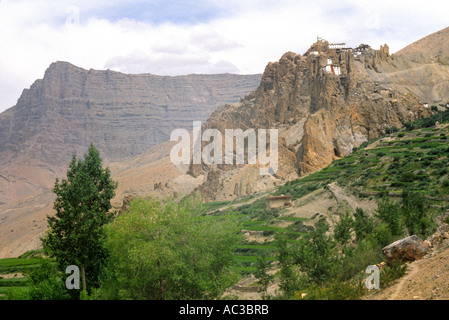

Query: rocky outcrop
left=191, top=40, right=432, bottom=200
left=425, top=223, right=449, bottom=250
left=382, top=235, right=429, bottom=263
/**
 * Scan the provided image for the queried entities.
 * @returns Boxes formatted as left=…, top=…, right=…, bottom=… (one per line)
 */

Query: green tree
left=401, top=190, right=435, bottom=237
left=333, top=211, right=354, bottom=247
left=41, top=144, right=117, bottom=296
left=294, top=218, right=339, bottom=286
left=353, top=207, right=374, bottom=242
left=95, top=196, right=242, bottom=300
left=276, top=235, right=303, bottom=299
left=254, top=250, right=275, bottom=296
left=376, top=197, right=402, bottom=236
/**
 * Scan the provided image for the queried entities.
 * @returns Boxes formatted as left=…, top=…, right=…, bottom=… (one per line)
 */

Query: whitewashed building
left=322, top=58, right=341, bottom=76
left=329, top=43, right=346, bottom=50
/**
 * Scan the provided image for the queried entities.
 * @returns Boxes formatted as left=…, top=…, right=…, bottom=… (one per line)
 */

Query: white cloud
left=0, top=0, right=449, bottom=112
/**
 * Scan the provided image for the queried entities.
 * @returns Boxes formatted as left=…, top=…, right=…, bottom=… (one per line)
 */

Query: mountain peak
left=394, top=26, right=449, bottom=58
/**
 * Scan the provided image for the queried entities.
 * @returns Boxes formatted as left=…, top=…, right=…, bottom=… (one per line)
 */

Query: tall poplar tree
left=42, top=144, right=117, bottom=295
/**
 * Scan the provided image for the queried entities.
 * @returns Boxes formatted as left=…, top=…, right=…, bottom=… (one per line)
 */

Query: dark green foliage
left=276, top=236, right=303, bottom=298
left=401, top=190, right=436, bottom=237
left=295, top=219, right=340, bottom=285
left=333, top=212, right=354, bottom=246
left=376, top=197, right=402, bottom=236
left=369, top=223, right=394, bottom=247
left=386, top=127, right=399, bottom=134
left=340, top=239, right=385, bottom=281
left=353, top=208, right=374, bottom=242
left=404, top=110, right=449, bottom=130
left=254, top=251, right=275, bottom=294
left=277, top=218, right=340, bottom=294
left=41, top=144, right=117, bottom=295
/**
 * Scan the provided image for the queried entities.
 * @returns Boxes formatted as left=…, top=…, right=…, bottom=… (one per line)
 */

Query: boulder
left=382, top=235, right=428, bottom=263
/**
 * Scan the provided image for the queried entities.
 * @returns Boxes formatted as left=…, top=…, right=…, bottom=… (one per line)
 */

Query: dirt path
left=387, top=261, right=420, bottom=300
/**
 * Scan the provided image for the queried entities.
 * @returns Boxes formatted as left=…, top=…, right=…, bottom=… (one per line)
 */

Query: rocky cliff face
left=0, top=62, right=261, bottom=204
left=191, top=39, right=433, bottom=201
left=0, top=61, right=261, bottom=165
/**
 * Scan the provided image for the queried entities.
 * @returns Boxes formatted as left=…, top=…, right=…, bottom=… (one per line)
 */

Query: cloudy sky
left=0, top=0, right=448, bottom=113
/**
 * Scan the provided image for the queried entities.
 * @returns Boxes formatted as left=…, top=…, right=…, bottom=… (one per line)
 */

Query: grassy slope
left=0, top=251, right=42, bottom=300
left=205, top=111, right=449, bottom=278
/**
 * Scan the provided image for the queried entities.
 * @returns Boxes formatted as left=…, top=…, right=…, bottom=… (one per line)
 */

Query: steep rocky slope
left=191, top=39, right=433, bottom=201
left=379, top=26, right=449, bottom=105
left=395, top=26, right=449, bottom=61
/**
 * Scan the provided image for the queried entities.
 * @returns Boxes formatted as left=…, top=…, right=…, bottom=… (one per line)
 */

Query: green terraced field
left=0, top=253, right=42, bottom=300
left=206, top=111, right=449, bottom=277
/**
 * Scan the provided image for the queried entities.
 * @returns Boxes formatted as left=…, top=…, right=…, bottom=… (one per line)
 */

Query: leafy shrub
left=95, top=197, right=242, bottom=300
left=23, top=259, right=71, bottom=300
left=296, top=277, right=366, bottom=300
left=380, top=261, right=407, bottom=288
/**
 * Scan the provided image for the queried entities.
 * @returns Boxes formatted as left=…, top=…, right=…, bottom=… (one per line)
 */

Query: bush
left=380, top=261, right=407, bottom=288
left=404, top=122, right=414, bottom=131
left=291, top=219, right=340, bottom=285
left=333, top=212, right=354, bottom=246
left=23, top=259, right=71, bottom=300
left=295, top=276, right=366, bottom=300
left=94, top=197, right=242, bottom=300
left=369, top=223, right=395, bottom=248
left=399, top=172, right=415, bottom=183
left=340, top=239, right=384, bottom=281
